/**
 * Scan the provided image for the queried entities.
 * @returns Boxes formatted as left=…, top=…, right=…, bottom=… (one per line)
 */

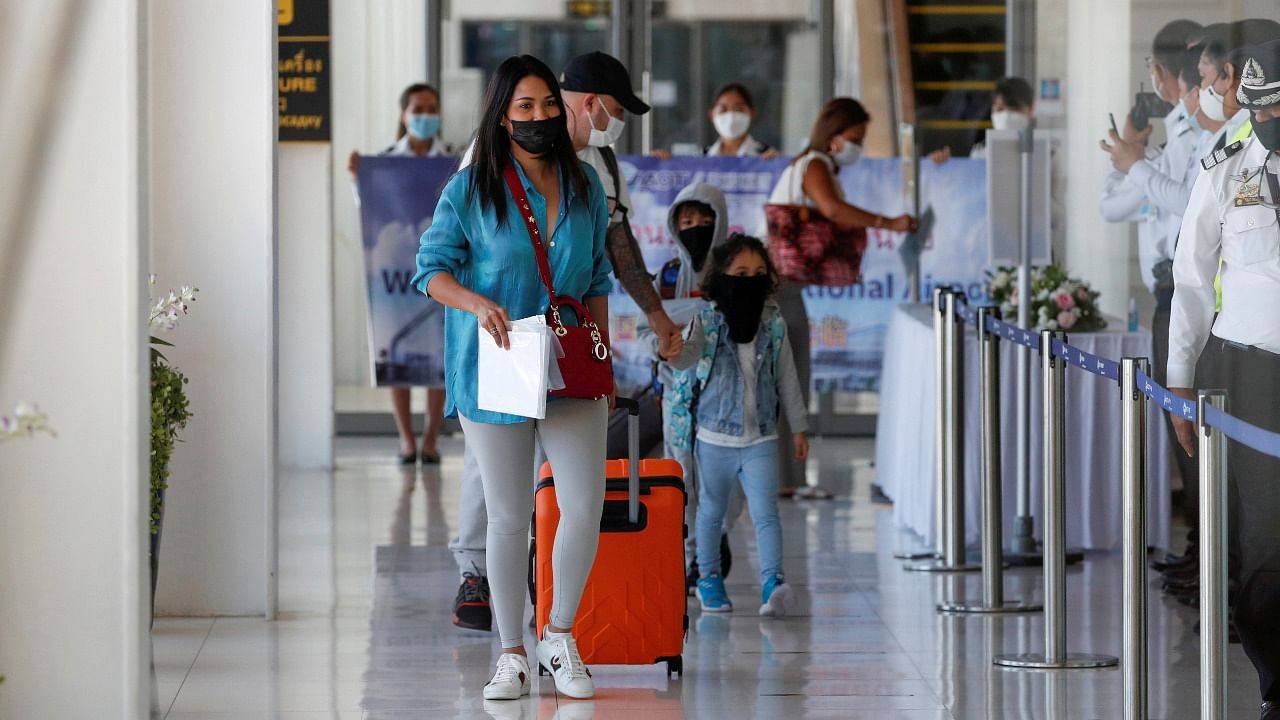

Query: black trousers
left=1152, top=288, right=1202, bottom=542
left=1203, top=337, right=1280, bottom=700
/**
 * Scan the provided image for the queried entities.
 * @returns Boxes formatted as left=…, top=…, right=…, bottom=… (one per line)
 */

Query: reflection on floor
left=152, top=434, right=1261, bottom=719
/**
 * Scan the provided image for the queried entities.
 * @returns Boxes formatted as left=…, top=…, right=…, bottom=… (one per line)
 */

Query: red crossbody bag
left=501, top=164, right=614, bottom=400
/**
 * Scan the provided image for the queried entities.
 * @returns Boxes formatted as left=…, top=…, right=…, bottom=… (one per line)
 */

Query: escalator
left=898, top=1, right=1009, bottom=156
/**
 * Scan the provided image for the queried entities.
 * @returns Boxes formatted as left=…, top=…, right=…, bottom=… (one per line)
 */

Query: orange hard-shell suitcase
left=529, top=397, right=688, bottom=676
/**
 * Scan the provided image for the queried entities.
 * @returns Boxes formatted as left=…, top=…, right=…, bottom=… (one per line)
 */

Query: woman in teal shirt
left=411, top=55, right=613, bottom=702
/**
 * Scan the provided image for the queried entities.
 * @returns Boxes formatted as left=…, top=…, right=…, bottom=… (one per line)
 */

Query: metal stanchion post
left=1198, top=390, right=1228, bottom=720
left=995, top=331, right=1117, bottom=669
left=1121, top=358, right=1150, bottom=719
left=939, top=307, right=1040, bottom=613
left=895, top=287, right=949, bottom=561
left=907, top=291, right=979, bottom=573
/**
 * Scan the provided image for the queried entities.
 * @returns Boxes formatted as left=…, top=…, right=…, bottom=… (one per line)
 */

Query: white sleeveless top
left=767, top=150, right=843, bottom=207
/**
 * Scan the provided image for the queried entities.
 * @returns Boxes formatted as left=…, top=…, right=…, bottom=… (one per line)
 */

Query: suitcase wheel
left=664, top=655, right=683, bottom=677
left=538, top=663, right=548, bottom=677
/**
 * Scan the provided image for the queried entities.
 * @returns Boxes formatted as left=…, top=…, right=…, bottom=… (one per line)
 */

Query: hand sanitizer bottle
left=1128, top=297, right=1139, bottom=332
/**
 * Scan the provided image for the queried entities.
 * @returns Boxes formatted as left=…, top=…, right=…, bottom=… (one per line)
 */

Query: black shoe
left=686, top=563, right=698, bottom=597
left=1152, top=548, right=1198, bottom=572
left=1162, top=563, right=1200, bottom=584
left=1163, top=577, right=1199, bottom=594
left=453, top=572, right=492, bottom=631
left=420, top=451, right=441, bottom=465
left=398, top=452, right=418, bottom=466
left=720, top=534, right=732, bottom=578
left=1261, top=700, right=1280, bottom=719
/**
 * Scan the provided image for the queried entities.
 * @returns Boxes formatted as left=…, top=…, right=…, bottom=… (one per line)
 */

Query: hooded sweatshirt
left=658, top=182, right=729, bottom=300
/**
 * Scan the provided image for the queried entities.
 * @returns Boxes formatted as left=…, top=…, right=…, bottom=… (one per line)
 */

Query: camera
left=1128, top=83, right=1174, bottom=131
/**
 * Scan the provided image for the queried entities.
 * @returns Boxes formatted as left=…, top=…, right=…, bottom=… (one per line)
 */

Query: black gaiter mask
left=1253, top=113, right=1280, bottom=152
left=509, top=116, right=564, bottom=156
left=712, top=274, right=771, bottom=343
left=678, top=225, right=715, bottom=271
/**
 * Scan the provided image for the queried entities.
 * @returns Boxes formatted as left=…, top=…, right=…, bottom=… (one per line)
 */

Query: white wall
left=332, top=0, right=428, bottom=406
left=149, top=0, right=277, bottom=615
left=0, top=0, right=149, bottom=716
left=279, top=145, right=334, bottom=469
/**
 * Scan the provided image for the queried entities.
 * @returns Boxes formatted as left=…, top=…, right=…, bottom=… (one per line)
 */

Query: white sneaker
left=483, top=652, right=532, bottom=701
left=536, top=630, right=595, bottom=699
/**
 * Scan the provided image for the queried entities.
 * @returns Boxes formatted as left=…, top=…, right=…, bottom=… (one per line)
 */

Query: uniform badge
left=1235, top=181, right=1261, bottom=207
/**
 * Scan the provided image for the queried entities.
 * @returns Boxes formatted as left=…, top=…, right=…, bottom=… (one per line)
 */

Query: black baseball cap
left=560, top=51, right=651, bottom=115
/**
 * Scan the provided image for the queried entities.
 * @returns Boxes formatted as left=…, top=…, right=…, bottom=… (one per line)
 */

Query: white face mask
left=1199, top=84, right=1227, bottom=122
left=587, top=102, right=625, bottom=147
left=991, top=110, right=1029, bottom=131
left=712, top=111, right=751, bottom=141
left=831, top=138, right=863, bottom=166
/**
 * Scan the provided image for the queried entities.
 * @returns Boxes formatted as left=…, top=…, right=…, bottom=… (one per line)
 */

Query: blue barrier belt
left=1135, top=369, right=1197, bottom=422
left=984, top=315, right=1040, bottom=350
left=950, top=309, right=1280, bottom=460
left=1050, top=339, right=1120, bottom=382
left=1204, top=404, right=1280, bottom=459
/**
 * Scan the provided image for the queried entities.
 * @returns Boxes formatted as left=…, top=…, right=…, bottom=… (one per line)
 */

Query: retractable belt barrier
left=926, top=294, right=1280, bottom=719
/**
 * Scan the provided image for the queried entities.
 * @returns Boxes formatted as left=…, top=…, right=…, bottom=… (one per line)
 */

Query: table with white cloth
left=874, top=303, right=1172, bottom=552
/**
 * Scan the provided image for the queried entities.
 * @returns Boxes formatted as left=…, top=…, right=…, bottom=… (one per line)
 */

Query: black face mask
left=509, top=116, right=563, bottom=156
left=712, top=274, right=771, bottom=343
left=1253, top=112, right=1280, bottom=153
left=678, top=225, right=715, bottom=271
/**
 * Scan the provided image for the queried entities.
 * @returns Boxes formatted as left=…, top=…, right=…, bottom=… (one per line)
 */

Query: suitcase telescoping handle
left=614, top=396, right=642, bottom=525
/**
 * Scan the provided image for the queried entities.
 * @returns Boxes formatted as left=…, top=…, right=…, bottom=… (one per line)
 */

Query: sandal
left=420, top=451, right=441, bottom=465
left=397, top=452, right=418, bottom=466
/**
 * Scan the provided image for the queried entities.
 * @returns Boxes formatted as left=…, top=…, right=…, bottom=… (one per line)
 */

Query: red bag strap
left=502, top=164, right=558, bottom=301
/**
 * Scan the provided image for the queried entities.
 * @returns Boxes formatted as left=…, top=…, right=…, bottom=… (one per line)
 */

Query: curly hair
left=699, top=233, right=780, bottom=302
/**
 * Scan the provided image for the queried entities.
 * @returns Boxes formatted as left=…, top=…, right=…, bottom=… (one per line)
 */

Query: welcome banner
left=355, top=156, right=457, bottom=387
left=609, top=155, right=989, bottom=395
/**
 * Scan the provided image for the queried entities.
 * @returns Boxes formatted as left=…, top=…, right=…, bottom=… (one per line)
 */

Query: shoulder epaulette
left=1201, top=140, right=1243, bottom=171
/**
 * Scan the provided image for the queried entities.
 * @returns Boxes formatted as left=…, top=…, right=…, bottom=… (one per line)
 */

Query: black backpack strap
left=598, top=146, right=629, bottom=216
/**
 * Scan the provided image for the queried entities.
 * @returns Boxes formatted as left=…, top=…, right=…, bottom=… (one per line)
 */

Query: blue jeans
left=694, top=439, right=784, bottom=582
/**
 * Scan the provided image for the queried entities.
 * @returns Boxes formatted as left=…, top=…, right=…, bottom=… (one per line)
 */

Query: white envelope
left=477, top=318, right=549, bottom=419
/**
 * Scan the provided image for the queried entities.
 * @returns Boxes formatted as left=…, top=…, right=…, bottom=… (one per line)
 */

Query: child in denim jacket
left=665, top=233, right=809, bottom=616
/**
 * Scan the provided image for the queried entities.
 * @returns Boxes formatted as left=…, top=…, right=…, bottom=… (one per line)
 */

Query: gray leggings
left=459, top=398, right=608, bottom=648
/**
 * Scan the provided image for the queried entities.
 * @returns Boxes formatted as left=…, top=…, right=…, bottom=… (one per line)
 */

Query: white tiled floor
left=152, top=434, right=1263, bottom=719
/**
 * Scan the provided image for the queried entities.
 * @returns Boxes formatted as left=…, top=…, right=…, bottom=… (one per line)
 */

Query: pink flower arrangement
left=986, top=264, right=1106, bottom=333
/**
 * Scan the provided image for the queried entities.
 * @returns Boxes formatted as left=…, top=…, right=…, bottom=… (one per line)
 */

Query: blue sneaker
left=759, top=575, right=795, bottom=617
left=697, top=574, right=733, bottom=613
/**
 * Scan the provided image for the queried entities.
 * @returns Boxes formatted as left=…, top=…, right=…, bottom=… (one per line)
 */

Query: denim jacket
left=666, top=301, right=808, bottom=446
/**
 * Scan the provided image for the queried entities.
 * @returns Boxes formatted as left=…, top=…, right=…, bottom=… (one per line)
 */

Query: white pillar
left=1063, top=0, right=1132, bottom=319
left=0, top=0, right=149, bottom=716
left=149, top=1, right=278, bottom=616
left=279, top=144, right=334, bottom=470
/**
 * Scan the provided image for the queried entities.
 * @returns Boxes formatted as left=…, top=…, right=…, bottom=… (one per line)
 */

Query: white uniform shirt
left=1123, top=109, right=1208, bottom=291
left=1168, top=137, right=1280, bottom=387
left=705, top=134, right=770, bottom=157
left=384, top=134, right=451, bottom=158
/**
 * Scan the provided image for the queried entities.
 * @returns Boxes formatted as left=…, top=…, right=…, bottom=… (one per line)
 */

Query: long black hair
left=699, top=233, right=780, bottom=301
left=395, top=83, right=439, bottom=140
left=792, top=97, right=870, bottom=165
left=467, top=55, right=589, bottom=227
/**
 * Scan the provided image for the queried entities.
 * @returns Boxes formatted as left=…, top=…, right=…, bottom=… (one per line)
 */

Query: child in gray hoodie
left=652, top=181, right=746, bottom=593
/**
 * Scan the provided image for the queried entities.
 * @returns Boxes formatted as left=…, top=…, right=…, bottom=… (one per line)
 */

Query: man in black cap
left=559, top=51, right=681, bottom=358
left=1169, top=37, right=1280, bottom=720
